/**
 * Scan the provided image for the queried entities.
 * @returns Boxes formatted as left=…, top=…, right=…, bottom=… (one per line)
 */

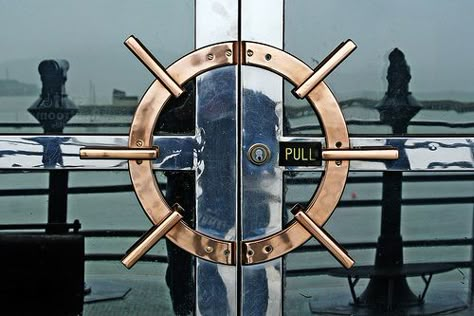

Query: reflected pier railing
left=0, top=166, right=473, bottom=314
left=0, top=173, right=472, bottom=273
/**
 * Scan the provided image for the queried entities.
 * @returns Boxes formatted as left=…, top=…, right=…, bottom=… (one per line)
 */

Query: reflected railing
left=3, top=103, right=474, bottom=132
left=0, top=172, right=472, bottom=273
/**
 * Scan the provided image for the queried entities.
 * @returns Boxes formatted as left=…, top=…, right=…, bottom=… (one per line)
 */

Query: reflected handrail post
left=28, top=60, right=77, bottom=234
left=358, top=48, right=422, bottom=309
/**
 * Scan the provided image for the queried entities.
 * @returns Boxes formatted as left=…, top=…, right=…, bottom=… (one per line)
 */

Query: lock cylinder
left=247, top=143, right=271, bottom=165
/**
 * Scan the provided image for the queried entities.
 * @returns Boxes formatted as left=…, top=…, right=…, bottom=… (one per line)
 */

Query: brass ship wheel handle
left=80, top=36, right=398, bottom=268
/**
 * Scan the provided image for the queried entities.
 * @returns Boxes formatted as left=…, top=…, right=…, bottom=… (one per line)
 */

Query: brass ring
left=128, top=41, right=349, bottom=265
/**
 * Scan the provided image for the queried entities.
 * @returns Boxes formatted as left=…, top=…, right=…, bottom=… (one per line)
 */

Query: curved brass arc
left=128, top=41, right=352, bottom=266
left=129, top=42, right=237, bottom=265
left=129, top=41, right=237, bottom=148
left=242, top=41, right=350, bottom=265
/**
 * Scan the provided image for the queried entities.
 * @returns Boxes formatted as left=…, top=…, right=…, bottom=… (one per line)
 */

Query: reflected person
left=158, top=68, right=274, bottom=315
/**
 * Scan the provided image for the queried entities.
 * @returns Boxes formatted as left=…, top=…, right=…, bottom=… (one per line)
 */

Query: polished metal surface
left=122, top=207, right=183, bottom=269
left=194, top=67, right=238, bottom=314
left=293, top=40, right=357, bottom=99
left=241, top=1, right=284, bottom=314
left=0, top=16, right=470, bottom=287
left=5, top=2, right=474, bottom=316
left=195, top=1, right=239, bottom=314
left=1, top=136, right=473, bottom=171
left=0, top=135, right=196, bottom=170
left=283, top=137, right=474, bottom=172
left=124, top=35, right=184, bottom=97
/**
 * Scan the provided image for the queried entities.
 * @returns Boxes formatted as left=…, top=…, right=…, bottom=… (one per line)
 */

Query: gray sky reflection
left=0, top=0, right=473, bottom=102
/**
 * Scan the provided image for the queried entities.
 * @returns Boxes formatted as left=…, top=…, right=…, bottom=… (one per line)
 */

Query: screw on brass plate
left=225, top=49, right=232, bottom=57
left=265, top=54, right=272, bottom=61
left=223, top=249, right=230, bottom=256
left=335, top=160, right=342, bottom=166
left=247, top=49, right=254, bottom=57
left=335, top=141, right=342, bottom=148
left=136, top=140, right=143, bottom=147
left=263, top=245, right=273, bottom=254
left=207, top=53, right=214, bottom=60
left=205, top=246, right=214, bottom=253
left=247, top=249, right=255, bottom=256
left=136, top=160, right=142, bottom=165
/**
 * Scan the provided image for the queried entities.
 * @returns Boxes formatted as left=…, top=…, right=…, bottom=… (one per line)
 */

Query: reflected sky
left=0, top=1, right=473, bottom=101
left=0, top=0, right=194, bottom=103
left=285, top=0, right=474, bottom=100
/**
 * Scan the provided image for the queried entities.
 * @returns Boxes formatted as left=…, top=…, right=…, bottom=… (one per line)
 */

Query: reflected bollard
left=28, top=60, right=77, bottom=234
left=358, top=48, right=422, bottom=309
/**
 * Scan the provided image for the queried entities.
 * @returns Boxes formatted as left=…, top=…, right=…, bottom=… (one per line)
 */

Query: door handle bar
left=293, top=40, right=356, bottom=99
left=124, top=36, right=184, bottom=97
left=122, top=204, right=184, bottom=269
left=291, top=204, right=354, bottom=269
left=322, top=147, right=399, bottom=161
left=79, top=147, right=159, bottom=160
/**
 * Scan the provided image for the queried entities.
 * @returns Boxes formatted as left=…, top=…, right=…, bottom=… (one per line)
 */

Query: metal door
left=1, top=1, right=474, bottom=315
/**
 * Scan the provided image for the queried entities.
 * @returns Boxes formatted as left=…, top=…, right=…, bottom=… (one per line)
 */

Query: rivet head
left=263, top=245, right=273, bottom=254
left=247, top=49, right=254, bottom=57
left=428, top=143, right=438, bottom=151
left=136, top=140, right=143, bottom=147
left=225, top=49, right=232, bottom=57
left=205, top=246, right=214, bottom=253
left=207, top=53, right=214, bottom=60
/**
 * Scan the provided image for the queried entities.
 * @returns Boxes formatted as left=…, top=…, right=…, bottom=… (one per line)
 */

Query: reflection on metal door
left=77, top=1, right=399, bottom=313
left=2, top=1, right=474, bottom=315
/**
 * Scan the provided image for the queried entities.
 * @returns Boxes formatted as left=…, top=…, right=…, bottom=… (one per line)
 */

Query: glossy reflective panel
left=195, top=1, right=238, bottom=315
left=241, top=1, right=284, bottom=314
left=2, top=135, right=473, bottom=172
left=0, top=1, right=194, bottom=134
left=283, top=170, right=474, bottom=315
left=2, top=1, right=474, bottom=315
left=284, top=1, right=474, bottom=315
left=284, top=0, right=474, bottom=136
left=0, top=1, right=195, bottom=315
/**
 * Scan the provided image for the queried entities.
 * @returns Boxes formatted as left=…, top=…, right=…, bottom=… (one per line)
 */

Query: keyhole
left=255, top=149, right=264, bottom=162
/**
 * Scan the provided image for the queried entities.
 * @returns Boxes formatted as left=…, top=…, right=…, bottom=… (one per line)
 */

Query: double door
left=1, top=1, right=474, bottom=315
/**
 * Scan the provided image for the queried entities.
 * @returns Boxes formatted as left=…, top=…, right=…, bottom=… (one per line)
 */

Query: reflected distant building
left=112, top=89, right=138, bottom=106
left=0, top=79, right=38, bottom=96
